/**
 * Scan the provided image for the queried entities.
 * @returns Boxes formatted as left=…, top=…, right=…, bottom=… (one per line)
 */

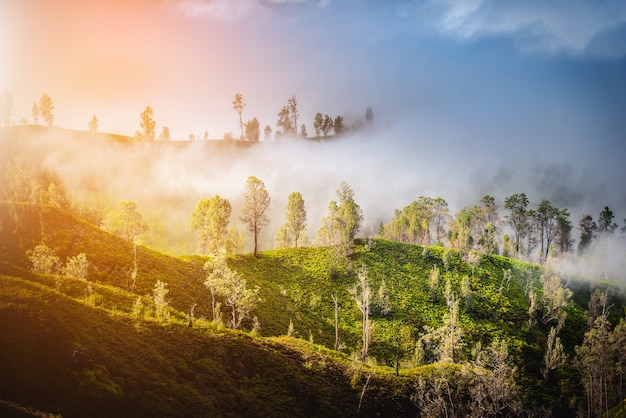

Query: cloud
left=424, top=0, right=626, bottom=57
left=178, top=0, right=329, bottom=20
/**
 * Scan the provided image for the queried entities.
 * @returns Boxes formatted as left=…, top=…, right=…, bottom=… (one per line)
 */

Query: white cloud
left=426, top=0, right=626, bottom=56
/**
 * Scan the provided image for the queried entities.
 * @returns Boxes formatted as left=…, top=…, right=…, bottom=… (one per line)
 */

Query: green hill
left=1, top=202, right=625, bottom=416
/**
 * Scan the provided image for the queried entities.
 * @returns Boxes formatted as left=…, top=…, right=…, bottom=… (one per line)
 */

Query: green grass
left=2, top=202, right=626, bottom=416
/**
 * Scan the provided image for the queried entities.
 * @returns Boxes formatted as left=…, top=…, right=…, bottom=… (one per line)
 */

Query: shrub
left=27, top=243, right=60, bottom=274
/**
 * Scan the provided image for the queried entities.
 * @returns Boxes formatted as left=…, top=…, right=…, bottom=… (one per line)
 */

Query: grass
left=2, top=201, right=626, bottom=416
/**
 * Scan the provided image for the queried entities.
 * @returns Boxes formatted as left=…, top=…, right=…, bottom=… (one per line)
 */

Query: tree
left=153, top=280, right=170, bottom=323
left=280, top=192, right=307, bottom=248
left=244, top=117, right=260, bottom=142
left=1, top=89, right=14, bottom=127
left=318, top=182, right=363, bottom=255
left=578, top=214, right=596, bottom=254
left=139, top=106, right=156, bottom=141
left=534, top=199, right=558, bottom=263
left=89, top=114, right=98, bottom=133
left=276, top=105, right=293, bottom=138
left=543, top=326, right=567, bottom=380
left=27, top=243, right=60, bottom=274
left=157, top=126, right=170, bottom=141
left=287, top=95, right=298, bottom=139
left=576, top=316, right=614, bottom=417
left=232, top=93, right=245, bottom=140
left=204, top=253, right=259, bottom=329
left=264, top=124, right=272, bottom=141
left=321, top=114, right=334, bottom=136
left=365, top=107, right=374, bottom=123
left=540, top=272, right=572, bottom=331
left=504, top=193, right=530, bottom=256
left=313, top=112, right=323, bottom=136
left=63, top=253, right=89, bottom=280
left=300, top=124, right=308, bottom=138
left=110, top=201, right=149, bottom=292
left=350, top=267, right=372, bottom=361
left=555, top=208, right=573, bottom=255
left=39, top=93, right=54, bottom=127
left=334, top=115, right=344, bottom=135
left=240, top=176, right=271, bottom=257
left=190, top=196, right=232, bottom=255
left=597, top=206, right=618, bottom=236
left=32, top=102, right=40, bottom=125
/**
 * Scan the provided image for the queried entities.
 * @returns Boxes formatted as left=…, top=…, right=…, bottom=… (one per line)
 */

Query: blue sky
left=3, top=0, right=626, bottom=223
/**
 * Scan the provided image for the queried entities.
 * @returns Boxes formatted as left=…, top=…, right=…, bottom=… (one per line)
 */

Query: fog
left=3, top=125, right=625, bottom=262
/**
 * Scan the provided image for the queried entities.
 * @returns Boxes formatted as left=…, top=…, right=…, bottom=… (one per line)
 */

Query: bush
left=27, top=243, right=60, bottom=274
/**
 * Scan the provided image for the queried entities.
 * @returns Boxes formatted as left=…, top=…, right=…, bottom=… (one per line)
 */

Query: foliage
left=190, top=196, right=232, bottom=255
left=27, top=243, right=60, bottom=274
left=239, top=176, right=271, bottom=257
left=63, top=253, right=89, bottom=280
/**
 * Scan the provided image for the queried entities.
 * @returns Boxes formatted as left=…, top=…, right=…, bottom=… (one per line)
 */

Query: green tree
left=578, top=214, right=597, bottom=254
left=534, top=199, right=558, bottom=263
left=240, top=176, right=271, bottom=257
left=504, top=193, right=530, bottom=256
left=204, top=254, right=259, bottom=329
left=278, top=191, right=307, bottom=248
left=190, top=196, right=232, bottom=255
left=597, top=206, right=618, bottom=236
left=139, top=106, right=156, bottom=141
left=321, top=182, right=363, bottom=256
left=555, top=208, right=573, bottom=255
left=244, top=117, right=260, bottom=142
left=38, top=93, right=54, bottom=127
left=232, top=93, right=245, bottom=140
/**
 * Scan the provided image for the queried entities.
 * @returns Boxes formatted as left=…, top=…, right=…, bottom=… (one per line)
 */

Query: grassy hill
left=1, top=202, right=626, bottom=416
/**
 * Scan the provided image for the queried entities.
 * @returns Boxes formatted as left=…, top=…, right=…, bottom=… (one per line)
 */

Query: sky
left=2, top=0, right=626, bottom=245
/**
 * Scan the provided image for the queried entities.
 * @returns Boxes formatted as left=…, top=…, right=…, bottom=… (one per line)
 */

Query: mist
left=2, top=125, right=625, bottom=259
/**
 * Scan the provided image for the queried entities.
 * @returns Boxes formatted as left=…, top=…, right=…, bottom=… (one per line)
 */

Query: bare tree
left=350, top=267, right=372, bottom=361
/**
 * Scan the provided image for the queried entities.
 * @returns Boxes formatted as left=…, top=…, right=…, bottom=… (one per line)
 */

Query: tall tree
left=111, top=201, right=148, bottom=292
left=240, top=176, right=271, bottom=257
left=276, top=105, right=293, bottom=138
left=321, top=114, right=334, bottom=136
left=313, top=112, right=323, bottom=136
left=578, top=214, right=596, bottom=254
left=279, top=192, right=307, bottom=248
left=350, top=267, right=372, bottom=361
left=1, top=89, right=14, bottom=127
left=139, top=106, right=156, bottom=141
left=504, top=193, right=530, bottom=256
left=89, top=114, right=98, bottom=133
left=597, top=206, right=618, bottom=236
left=287, top=95, right=298, bottom=139
left=534, top=199, right=558, bottom=263
left=38, top=93, right=54, bottom=127
left=244, top=117, right=260, bottom=142
left=555, top=208, right=573, bottom=255
left=190, top=196, right=232, bottom=255
left=263, top=124, right=272, bottom=141
left=334, top=182, right=363, bottom=255
left=232, top=93, right=245, bottom=140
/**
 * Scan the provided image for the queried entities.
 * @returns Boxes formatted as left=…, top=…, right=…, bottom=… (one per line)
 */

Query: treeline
left=379, top=193, right=624, bottom=264
left=0, top=89, right=373, bottom=141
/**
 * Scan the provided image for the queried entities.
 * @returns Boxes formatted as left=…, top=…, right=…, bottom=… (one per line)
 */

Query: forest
left=1, top=116, right=626, bottom=416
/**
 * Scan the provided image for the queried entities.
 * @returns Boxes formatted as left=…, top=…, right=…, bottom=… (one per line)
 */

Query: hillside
left=2, top=203, right=626, bottom=416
